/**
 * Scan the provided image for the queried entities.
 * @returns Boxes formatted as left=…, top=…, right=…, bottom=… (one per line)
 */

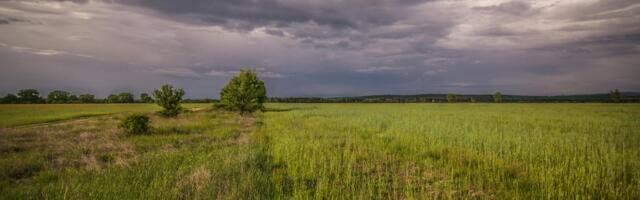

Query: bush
left=153, top=84, right=185, bottom=117
left=47, top=90, right=71, bottom=103
left=119, top=114, right=150, bottom=135
left=494, top=92, right=503, bottom=103
left=446, top=93, right=457, bottom=103
left=79, top=94, right=95, bottom=103
left=219, top=69, right=267, bottom=114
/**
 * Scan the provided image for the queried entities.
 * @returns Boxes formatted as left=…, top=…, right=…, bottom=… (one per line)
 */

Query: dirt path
left=234, top=116, right=256, bottom=144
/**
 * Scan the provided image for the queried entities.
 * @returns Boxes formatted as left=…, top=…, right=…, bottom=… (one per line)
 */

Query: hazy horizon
left=2, top=0, right=639, bottom=98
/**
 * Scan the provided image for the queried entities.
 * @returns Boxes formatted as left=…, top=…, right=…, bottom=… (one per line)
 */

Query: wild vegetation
left=153, top=84, right=186, bottom=117
left=219, top=69, right=267, bottom=114
left=0, top=103, right=638, bottom=199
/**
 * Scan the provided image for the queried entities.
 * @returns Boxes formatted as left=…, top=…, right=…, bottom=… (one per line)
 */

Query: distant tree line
left=268, top=91, right=639, bottom=103
left=0, top=89, right=157, bottom=104
left=2, top=88, right=637, bottom=104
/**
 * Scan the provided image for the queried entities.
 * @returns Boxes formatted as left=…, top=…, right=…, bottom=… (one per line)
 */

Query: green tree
left=153, top=84, right=185, bottom=117
left=2, top=94, right=18, bottom=104
left=107, top=94, right=120, bottom=103
left=17, top=89, right=43, bottom=104
left=610, top=89, right=621, bottom=103
left=140, top=93, right=153, bottom=103
left=469, top=97, right=477, bottom=103
left=47, top=90, right=71, bottom=103
left=220, top=69, right=267, bottom=114
left=79, top=94, right=95, bottom=103
left=494, top=92, right=503, bottom=103
left=69, top=95, right=79, bottom=103
left=446, top=93, right=457, bottom=103
left=118, top=92, right=134, bottom=103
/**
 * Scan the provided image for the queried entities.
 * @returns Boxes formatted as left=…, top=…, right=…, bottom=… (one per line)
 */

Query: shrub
left=610, top=89, right=621, bottom=103
left=494, top=92, right=503, bottom=103
left=2, top=94, right=18, bottom=104
left=17, top=89, right=43, bottom=104
left=79, top=94, right=95, bottom=103
left=446, top=93, right=457, bottom=103
left=107, top=94, right=120, bottom=103
left=219, top=69, right=267, bottom=114
left=47, top=90, right=71, bottom=103
left=119, top=114, right=150, bottom=135
left=140, top=93, right=153, bottom=103
left=153, top=84, right=185, bottom=117
left=118, top=92, right=134, bottom=103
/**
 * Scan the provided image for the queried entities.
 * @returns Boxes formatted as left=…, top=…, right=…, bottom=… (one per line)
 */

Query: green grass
left=263, top=103, right=640, bottom=199
left=0, top=103, right=208, bottom=127
left=0, top=103, right=639, bottom=199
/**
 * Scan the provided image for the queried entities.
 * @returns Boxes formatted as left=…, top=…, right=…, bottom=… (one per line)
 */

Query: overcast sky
left=1, top=0, right=639, bottom=98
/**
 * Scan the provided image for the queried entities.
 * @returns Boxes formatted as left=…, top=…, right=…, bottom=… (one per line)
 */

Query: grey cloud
left=0, top=0, right=639, bottom=98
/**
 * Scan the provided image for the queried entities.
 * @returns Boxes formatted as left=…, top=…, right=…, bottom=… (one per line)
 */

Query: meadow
left=1, top=103, right=639, bottom=199
left=0, top=103, right=206, bottom=127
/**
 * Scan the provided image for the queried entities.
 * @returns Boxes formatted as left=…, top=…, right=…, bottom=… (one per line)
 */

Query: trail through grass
left=1, top=103, right=638, bottom=199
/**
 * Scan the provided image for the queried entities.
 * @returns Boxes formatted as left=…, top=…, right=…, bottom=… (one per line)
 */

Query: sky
left=1, top=0, right=639, bottom=98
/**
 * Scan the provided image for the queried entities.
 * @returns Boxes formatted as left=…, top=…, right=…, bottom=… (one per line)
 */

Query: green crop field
left=1, top=103, right=639, bottom=199
left=0, top=103, right=208, bottom=127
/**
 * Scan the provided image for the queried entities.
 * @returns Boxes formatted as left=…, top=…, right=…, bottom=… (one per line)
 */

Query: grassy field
left=1, top=103, right=639, bottom=199
left=0, top=103, right=208, bottom=127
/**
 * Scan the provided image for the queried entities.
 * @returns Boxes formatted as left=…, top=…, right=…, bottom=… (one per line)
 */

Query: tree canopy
left=219, top=69, right=267, bottom=114
left=153, top=84, right=185, bottom=117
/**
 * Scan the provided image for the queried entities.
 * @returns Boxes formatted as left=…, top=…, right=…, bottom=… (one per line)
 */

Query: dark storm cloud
left=0, top=0, right=639, bottom=97
left=121, top=0, right=430, bottom=30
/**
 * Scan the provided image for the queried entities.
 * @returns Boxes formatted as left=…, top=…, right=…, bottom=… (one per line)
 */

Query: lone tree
left=446, top=93, right=457, bottom=103
left=17, top=89, right=43, bottom=104
left=47, top=90, right=71, bottom=103
left=493, top=92, right=503, bottom=103
left=220, top=69, right=267, bottom=114
left=153, top=84, right=185, bottom=117
left=610, top=89, right=621, bottom=103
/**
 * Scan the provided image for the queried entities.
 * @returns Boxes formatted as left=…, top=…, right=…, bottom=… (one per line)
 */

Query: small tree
left=140, top=93, right=153, bottom=103
left=220, top=69, right=267, bottom=114
left=118, top=92, right=135, bottom=103
left=153, top=84, right=185, bottom=117
left=79, top=94, right=95, bottom=103
left=69, top=95, right=79, bottom=103
left=493, top=92, right=503, bottom=103
left=2, top=94, right=18, bottom=104
left=119, top=114, right=150, bottom=135
left=17, top=89, right=43, bottom=104
left=446, top=93, right=457, bottom=103
left=610, top=89, right=621, bottom=103
left=47, top=90, right=71, bottom=103
left=107, top=94, right=120, bottom=103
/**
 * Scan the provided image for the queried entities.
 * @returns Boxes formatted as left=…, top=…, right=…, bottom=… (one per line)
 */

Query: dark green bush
left=119, top=114, right=150, bottom=135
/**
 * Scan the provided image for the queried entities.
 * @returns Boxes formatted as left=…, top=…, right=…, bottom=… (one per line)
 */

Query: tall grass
left=1, top=103, right=638, bottom=199
left=263, top=103, right=640, bottom=199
